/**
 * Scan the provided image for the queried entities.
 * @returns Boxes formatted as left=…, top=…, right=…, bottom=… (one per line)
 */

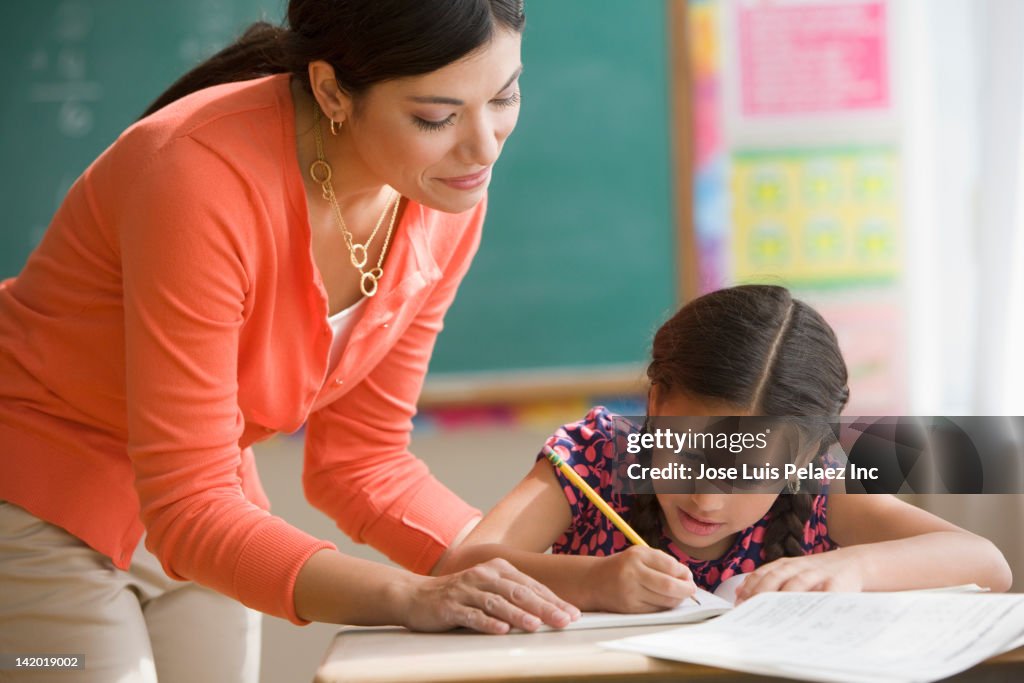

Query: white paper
left=600, top=592, right=1024, bottom=683
left=540, top=586, right=732, bottom=632
left=541, top=576, right=983, bottom=634
left=707, top=572, right=748, bottom=604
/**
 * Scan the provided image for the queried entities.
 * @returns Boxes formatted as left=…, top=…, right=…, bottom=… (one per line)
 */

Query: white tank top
left=326, top=297, right=368, bottom=374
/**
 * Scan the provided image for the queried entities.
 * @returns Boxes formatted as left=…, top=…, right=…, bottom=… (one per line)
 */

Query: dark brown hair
left=141, top=0, right=526, bottom=118
left=630, top=284, right=850, bottom=562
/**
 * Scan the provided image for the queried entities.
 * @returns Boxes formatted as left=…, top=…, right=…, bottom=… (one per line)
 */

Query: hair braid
left=628, top=493, right=665, bottom=548
left=761, top=491, right=815, bottom=562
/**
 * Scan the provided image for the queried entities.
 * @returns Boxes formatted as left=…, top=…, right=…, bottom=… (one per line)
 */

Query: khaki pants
left=0, top=501, right=260, bottom=683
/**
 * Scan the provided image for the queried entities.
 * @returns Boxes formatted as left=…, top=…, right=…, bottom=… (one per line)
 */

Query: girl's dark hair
left=141, top=0, right=526, bottom=118
left=630, top=284, right=850, bottom=563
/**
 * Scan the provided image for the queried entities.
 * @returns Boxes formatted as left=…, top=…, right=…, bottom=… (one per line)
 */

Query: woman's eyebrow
left=495, top=65, right=524, bottom=94
left=406, top=65, right=524, bottom=106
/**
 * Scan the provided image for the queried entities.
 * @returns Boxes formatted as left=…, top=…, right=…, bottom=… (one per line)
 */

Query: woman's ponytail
left=140, top=21, right=293, bottom=119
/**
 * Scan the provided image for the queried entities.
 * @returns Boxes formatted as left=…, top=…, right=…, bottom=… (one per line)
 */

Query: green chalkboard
left=0, top=1, right=677, bottom=380
left=0, top=0, right=282, bottom=276
left=430, top=1, right=677, bottom=377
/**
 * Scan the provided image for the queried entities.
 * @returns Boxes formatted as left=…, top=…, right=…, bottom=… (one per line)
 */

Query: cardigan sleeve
left=302, top=199, right=486, bottom=575
left=119, top=135, right=334, bottom=625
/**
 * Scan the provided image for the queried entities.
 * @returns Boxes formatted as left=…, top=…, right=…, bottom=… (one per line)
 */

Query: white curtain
left=904, top=0, right=1024, bottom=591
left=906, top=0, right=1024, bottom=415
left=972, top=0, right=1024, bottom=415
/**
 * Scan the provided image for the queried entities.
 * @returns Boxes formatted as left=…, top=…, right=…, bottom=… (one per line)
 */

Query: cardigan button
left=335, top=378, right=344, bottom=385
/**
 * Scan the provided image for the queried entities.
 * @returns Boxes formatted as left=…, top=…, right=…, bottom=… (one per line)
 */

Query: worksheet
left=600, top=592, right=1024, bottom=683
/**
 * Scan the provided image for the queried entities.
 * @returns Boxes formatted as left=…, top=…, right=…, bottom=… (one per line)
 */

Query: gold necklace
left=309, top=105, right=401, bottom=297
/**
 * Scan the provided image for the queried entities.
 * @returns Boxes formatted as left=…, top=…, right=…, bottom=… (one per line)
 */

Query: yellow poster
left=731, top=148, right=901, bottom=287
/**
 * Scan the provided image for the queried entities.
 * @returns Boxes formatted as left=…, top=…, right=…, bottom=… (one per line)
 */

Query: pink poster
left=738, top=1, right=889, bottom=116
left=815, top=297, right=907, bottom=416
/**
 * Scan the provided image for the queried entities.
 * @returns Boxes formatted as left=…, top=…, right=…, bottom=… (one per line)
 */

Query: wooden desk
left=316, top=624, right=1024, bottom=683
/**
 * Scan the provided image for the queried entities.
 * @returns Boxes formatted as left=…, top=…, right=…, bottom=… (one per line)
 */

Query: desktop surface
left=315, top=623, right=1024, bottom=683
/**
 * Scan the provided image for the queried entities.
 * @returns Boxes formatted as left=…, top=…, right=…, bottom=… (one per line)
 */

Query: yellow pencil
left=543, top=445, right=700, bottom=605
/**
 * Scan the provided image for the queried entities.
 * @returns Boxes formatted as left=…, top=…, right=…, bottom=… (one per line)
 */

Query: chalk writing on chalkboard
left=28, top=1, right=98, bottom=139
left=180, top=0, right=237, bottom=65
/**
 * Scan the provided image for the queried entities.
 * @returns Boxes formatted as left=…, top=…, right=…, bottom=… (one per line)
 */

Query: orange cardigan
left=0, top=74, right=482, bottom=624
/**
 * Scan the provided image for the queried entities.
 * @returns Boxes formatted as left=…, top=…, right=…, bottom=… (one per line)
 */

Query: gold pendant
left=309, top=159, right=332, bottom=183
left=360, top=271, right=379, bottom=297
left=350, top=244, right=368, bottom=268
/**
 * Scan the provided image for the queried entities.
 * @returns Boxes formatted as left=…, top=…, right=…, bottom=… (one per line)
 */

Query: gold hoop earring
left=330, top=117, right=342, bottom=136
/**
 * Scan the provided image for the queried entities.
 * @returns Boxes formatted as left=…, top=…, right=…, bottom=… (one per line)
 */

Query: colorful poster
left=737, top=1, right=889, bottom=116
left=689, top=0, right=730, bottom=292
left=731, top=147, right=901, bottom=287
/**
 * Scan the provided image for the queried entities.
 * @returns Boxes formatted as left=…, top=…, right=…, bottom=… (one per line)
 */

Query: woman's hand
left=734, top=549, right=866, bottom=603
left=586, top=546, right=697, bottom=613
left=400, top=558, right=581, bottom=634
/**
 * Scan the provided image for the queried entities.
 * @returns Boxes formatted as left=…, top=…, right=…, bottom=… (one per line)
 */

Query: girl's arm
left=436, top=460, right=696, bottom=612
left=736, top=493, right=1012, bottom=601
left=826, top=493, right=1012, bottom=590
left=439, top=460, right=571, bottom=559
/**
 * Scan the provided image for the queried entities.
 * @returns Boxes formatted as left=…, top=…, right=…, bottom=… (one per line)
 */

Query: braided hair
left=629, top=285, right=850, bottom=561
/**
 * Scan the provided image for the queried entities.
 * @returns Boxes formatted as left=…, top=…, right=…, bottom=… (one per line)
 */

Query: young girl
left=438, top=285, right=1012, bottom=612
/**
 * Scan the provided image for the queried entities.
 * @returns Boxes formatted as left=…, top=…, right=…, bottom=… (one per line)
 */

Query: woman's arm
left=118, top=140, right=578, bottom=633
left=302, top=201, right=488, bottom=576
left=294, top=549, right=577, bottom=633
left=736, top=493, right=1012, bottom=601
left=120, top=136, right=338, bottom=625
left=437, top=460, right=696, bottom=612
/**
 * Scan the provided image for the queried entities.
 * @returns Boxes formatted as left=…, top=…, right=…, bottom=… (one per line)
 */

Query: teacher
left=0, top=1, right=578, bottom=681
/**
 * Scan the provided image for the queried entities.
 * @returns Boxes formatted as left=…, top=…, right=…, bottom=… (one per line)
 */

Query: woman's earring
left=787, top=478, right=801, bottom=494
left=330, top=117, right=342, bottom=136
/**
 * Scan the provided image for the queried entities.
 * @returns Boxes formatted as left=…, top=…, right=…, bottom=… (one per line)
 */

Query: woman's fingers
left=455, top=559, right=580, bottom=632
left=448, top=603, right=514, bottom=635
left=493, top=562, right=581, bottom=625
left=469, top=588, right=539, bottom=632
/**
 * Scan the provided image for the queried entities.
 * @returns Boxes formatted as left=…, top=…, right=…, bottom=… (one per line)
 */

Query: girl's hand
left=734, top=549, right=866, bottom=603
left=401, top=558, right=581, bottom=634
left=587, top=546, right=697, bottom=613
